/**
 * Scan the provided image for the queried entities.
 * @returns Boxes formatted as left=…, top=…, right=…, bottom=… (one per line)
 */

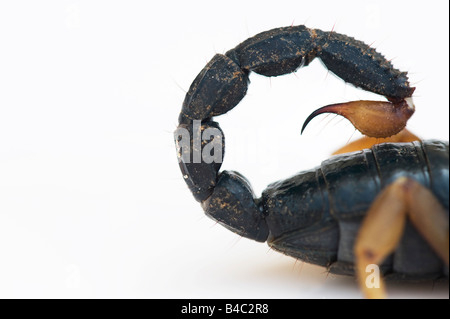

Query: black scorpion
left=174, top=25, right=449, bottom=298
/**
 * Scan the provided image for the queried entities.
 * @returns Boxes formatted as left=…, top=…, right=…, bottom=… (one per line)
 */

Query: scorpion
left=174, top=25, right=449, bottom=298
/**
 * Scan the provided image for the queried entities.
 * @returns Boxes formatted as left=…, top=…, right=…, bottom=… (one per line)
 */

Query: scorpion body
left=175, top=25, right=449, bottom=297
left=263, top=140, right=449, bottom=280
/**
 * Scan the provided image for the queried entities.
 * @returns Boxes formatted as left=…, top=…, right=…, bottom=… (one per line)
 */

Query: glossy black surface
left=179, top=54, right=248, bottom=122
left=202, top=171, right=268, bottom=242
left=175, top=25, right=448, bottom=279
left=176, top=120, right=224, bottom=202
left=264, top=141, right=449, bottom=277
left=227, top=25, right=315, bottom=77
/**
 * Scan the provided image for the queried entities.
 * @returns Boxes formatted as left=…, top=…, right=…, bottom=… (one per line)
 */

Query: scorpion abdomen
left=261, top=168, right=338, bottom=266
left=262, top=140, right=449, bottom=279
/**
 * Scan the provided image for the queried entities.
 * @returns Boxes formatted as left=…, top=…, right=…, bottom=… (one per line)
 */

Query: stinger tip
left=301, top=99, right=415, bottom=138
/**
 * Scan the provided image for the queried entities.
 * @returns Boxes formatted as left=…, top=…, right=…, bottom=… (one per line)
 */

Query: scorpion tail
left=301, top=98, right=415, bottom=138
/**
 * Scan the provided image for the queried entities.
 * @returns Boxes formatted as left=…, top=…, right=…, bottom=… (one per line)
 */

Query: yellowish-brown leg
left=355, top=177, right=408, bottom=299
left=354, top=177, right=449, bottom=299
left=333, top=128, right=420, bottom=155
left=404, top=180, right=449, bottom=265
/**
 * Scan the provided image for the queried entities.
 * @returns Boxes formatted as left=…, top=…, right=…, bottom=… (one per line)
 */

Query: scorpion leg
left=332, top=128, right=420, bottom=155
left=354, top=177, right=449, bottom=299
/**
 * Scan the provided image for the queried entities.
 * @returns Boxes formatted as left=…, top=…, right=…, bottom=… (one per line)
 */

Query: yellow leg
left=354, top=177, right=449, bottom=299
left=333, top=128, right=420, bottom=155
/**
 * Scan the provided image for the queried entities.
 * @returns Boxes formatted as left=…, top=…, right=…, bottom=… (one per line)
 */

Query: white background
left=0, top=0, right=448, bottom=298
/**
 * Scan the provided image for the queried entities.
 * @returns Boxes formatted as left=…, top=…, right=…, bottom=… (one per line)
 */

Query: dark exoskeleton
left=174, top=25, right=449, bottom=298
